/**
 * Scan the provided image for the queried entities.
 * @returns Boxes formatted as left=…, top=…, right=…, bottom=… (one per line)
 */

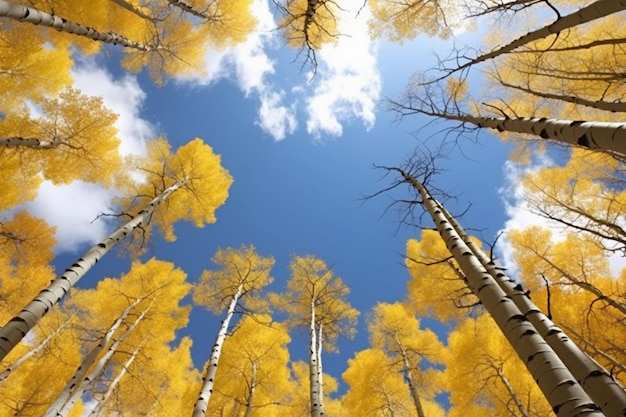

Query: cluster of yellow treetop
left=0, top=0, right=625, bottom=416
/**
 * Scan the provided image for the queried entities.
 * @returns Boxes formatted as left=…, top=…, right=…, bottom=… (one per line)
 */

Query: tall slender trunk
left=400, top=170, right=602, bottom=417
left=494, top=365, right=530, bottom=417
left=242, top=360, right=257, bottom=417
left=394, top=334, right=426, bottom=417
left=309, top=300, right=322, bottom=417
left=560, top=323, right=626, bottom=376
left=496, top=80, right=626, bottom=113
left=0, top=137, right=55, bottom=148
left=54, top=305, right=150, bottom=417
left=0, top=1, right=154, bottom=51
left=439, top=0, right=626, bottom=78
left=0, top=177, right=189, bottom=361
left=436, top=194, right=626, bottom=417
left=192, top=283, right=244, bottom=417
left=87, top=335, right=148, bottom=417
left=108, top=0, right=155, bottom=21
left=0, top=315, right=73, bottom=382
left=43, top=299, right=142, bottom=417
left=535, top=254, right=626, bottom=315
left=167, top=0, right=218, bottom=20
left=316, top=322, right=325, bottom=416
left=427, top=112, right=626, bottom=157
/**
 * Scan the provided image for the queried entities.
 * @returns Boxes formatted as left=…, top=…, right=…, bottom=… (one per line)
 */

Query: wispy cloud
left=305, top=5, right=381, bottom=138
left=256, top=90, right=298, bottom=140
left=186, top=0, right=298, bottom=140
left=185, top=0, right=381, bottom=141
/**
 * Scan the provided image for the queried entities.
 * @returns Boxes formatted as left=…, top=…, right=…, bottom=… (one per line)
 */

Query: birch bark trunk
left=0, top=177, right=188, bottom=361
left=436, top=194, right=626, bottom=417
left=394, top=334, right=426, bottom=417
left=316, top=322, right=325, bottom=416
left=0, top=137, right=55, bottom=148
left=0, top=316, right=73, bottom=382
left=44, top=299, right=142, bottom=417
left=242, top=360, right=257, bottom=417
left=54, top=306, right=150, bottom=417
left=192, top=282, right=244, bottom=417
left=400, top=170, right=603, bottom=417
left=0, top=1, right=154, bottom=50
left=87, top=336, right=148, bottom=417
left=440, top=0, right=626, bottom=76
left=167, top=0, right=218, bottom=20
left=432, top=112, right=626, bottom=157
left=309, top=300, right=322, bottom=417
left=495, top=366, right=530, bottom=417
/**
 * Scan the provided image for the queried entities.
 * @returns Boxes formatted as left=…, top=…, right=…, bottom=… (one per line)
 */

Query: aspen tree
left=405, top=229, right=479, bottom=322
left=209, top=315, right=292, bottom=417
left=0, top=138, right=231, bottom=361
left=443, top=315, right=551, bottom=417
left=274, top=0, right=340, bottom=70
left=0, top=1, right=154, bottom=50
left=393, top=92, right=626, bottom=156
left=0, top=88, right=121, bottom=187
left=191, top=245, right=274, bottom=417
left=57, top=258, right=192, bottom=416
left=431, top=0, right=626, bottom=80
left=385, top=166, right=603, bottom=416
left=0, top=22, right=72, bottom=109
left=86, top=336, right=147, bottom=417
left=272, top=255, right=359, bottom=417
left=343, top=348, right=426, bottom=417
left=431, top=174, right=626, bottom=417
left=48, top=303, right=152, bottom=417
left=0, top=1, right=214, bottom=82
left=368, top=0, right=459, bottom=41
left=368, top=302, right=445, bottom=417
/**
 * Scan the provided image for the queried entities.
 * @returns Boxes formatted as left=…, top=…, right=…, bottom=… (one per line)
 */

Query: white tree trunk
left=437, top=198, right=626, bottom=417
left=561, top=323, right=626, bottom=376
left=444, top=0, right=626, bottom=75
left=0, top=316, right=73, bottom=383
left=394, top=334, right=425, bottom=417
left=87, top=335, right=147, bottom=416
left=309, top=301, right=322, bottom=417
left=43, top=299, right=142, bottom=417
left=495, top=365, right=530, bottom=417
left=55, top=305, right=150, bottom=417
left=108, top=0, right=155, bottom=21
left=402, top=171, right=603, bottom=417
left=0, top=177, right=188, bottom=361
left=167, top=0, right=218, bottom=20
left=192, top=283, right=243, bottom=417
left=0, top=1, right=154, bottom=51
left=316, top=322, right=325, bottom=416
left=442, top=113, right=626, bottom=157
left=0, top=137, right=55, bottom=148
left=242, top=360, right=257, bottom=417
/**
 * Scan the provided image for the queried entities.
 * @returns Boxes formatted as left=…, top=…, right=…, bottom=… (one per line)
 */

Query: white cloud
left=183, top=0, right=299, bottom=140
left=184, top=0, right=381, bottom=141
left=71, top=61, right=154, bottom=157
left=196, top=3, right=276, bottom=94
left=256, top=90, right=298, bottom=140
left=498, top=158, right=626, bottom=279
left=305, top=5, right=381, bottom=138
left=21, top=181, right=117, bottom=253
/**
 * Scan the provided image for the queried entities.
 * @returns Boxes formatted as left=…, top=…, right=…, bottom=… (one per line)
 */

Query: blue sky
left=26, top=0, right=545, bottom=398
